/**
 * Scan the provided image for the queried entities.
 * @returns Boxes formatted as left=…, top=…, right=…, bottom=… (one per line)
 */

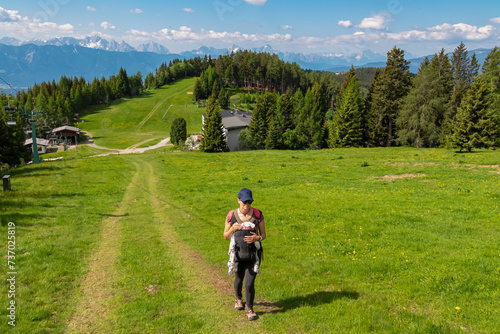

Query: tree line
left=200, top=43, right=500, bottom=152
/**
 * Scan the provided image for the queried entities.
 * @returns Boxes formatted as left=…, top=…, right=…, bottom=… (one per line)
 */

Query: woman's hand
left=232, top=223, right=242, bottom=232
left=244, top=232, right=260, bottom=244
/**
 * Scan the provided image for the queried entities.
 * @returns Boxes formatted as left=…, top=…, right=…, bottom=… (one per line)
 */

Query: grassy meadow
left=1, top=80, right=499, bottom=333
left=1, top=146, right=500, bottom=333
left=79, top=77, right=202, bottom=149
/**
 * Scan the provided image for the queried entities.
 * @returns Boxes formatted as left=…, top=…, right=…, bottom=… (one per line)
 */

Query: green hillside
left=1, top=147, right=500, bottom=333
left=79, top=77, right=202, bottom=149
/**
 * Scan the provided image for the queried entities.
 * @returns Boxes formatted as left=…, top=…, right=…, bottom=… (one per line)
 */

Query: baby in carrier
left=228, top=220, right=261, bottom=275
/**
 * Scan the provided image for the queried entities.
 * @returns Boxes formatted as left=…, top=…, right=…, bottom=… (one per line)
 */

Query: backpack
left=228, top=209, right=263, bottom=262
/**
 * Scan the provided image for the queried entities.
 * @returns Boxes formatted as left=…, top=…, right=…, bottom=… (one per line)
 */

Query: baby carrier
left=229, top=208, right=263, bottom=262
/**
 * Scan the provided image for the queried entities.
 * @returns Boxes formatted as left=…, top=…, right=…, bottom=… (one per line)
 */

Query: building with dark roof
left=52, top=125, right=81, bottom=144
left=202, top=109, right=252, bottom=151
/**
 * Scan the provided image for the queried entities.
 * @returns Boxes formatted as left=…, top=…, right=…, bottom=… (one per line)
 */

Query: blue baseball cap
left=238, top=188, right=253, bottom=202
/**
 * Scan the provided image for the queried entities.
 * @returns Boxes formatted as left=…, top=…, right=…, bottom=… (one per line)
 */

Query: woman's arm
left=244, top=219, right=266, bottom=244
left=258, top=219, right=266, bottom=241
left=224, top=220, right=241, bottom=240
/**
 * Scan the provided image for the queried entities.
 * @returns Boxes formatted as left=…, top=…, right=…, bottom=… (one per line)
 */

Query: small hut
left=52, top=126, right=81, bottom=144
left=24, top=138, right=50, bottom=154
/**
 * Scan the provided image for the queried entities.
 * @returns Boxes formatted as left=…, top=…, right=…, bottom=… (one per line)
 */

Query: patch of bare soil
left=384, top=162, right=409, bottom=166
left=412, top=162, right=438, bottom=167
left=452, top=163, right=500, bottom=172
left=385, top=161, right=438, bottom=167
left=377, top=173, right=427, bottom=181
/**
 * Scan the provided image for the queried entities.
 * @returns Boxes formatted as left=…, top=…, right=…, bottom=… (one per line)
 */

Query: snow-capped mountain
left=20, top=36, right=136, bottom=53
left=136, top=42, right=169, bottom=54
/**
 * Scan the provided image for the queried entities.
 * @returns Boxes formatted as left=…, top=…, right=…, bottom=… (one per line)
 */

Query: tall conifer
left=200, top=95, right=228, bottom=152
left=397, top=64, right=446, bottom=148
left=329, top=75, right=364, bottom=147
left=369, top=47, right=412, bottom=146
left=446, top=78, right=497, bottom=152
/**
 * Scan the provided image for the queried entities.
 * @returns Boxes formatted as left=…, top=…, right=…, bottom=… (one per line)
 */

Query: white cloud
left=383, top=23, right=495, bottom=41
left=243, top=0, right=267, bottom=6
left=183, top=8, right=194, bottom=13
left=357, top=14, right=388, bottom=30
left=100, top=21, right=116, bottom=30
left=89, top=22, right=95, bottom=27
left=0, top=7, right=23, bottom=22
left=129, top=9, right=143, bottom=14
left=490, top=17, right=500, bottom=24
left=125, top=26, right=292, bottom=44
left=0, top=6, right=75, bottom=39
left=86, top=6, right=96, bottom=12
left=338, top=20, right=352, bottom=28
left=281, top=25, right=293, bottom=30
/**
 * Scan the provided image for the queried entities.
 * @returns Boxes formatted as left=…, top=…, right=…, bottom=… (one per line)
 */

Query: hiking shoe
left=245, top=306, right=258, bottom=321
left=234, top=299, right=244, bottom=310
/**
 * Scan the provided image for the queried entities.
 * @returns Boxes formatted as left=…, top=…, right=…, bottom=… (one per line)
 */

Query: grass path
left=65, top=156, right=255, bottom=333
left=66, top=160, right=141, bottom=332
left=134, top=83, right=192, bottom=132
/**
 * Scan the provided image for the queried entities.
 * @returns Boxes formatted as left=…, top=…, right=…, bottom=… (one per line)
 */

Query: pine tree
left=282, top=88, right=294, bottom=132
left=218, top=88, right=229, bottom=109
left=115, top=67, right=131, bottom=98
left=383, top=47, right=412, bottom=146
left=264, top=114, right=279, bottom=149
left=296, top=84, right=327, bottom=148
left=482, top=47, right=500, bottom=146
left=365, top=68, right=385, bottom=146
left=446, top=78, right=497, bottom=152
left=396, top=64, right=447, bottom=148
left=212, top=80, right=221, bottom=100
left=0, top=106, right=29, bottom=168
left=334, top=65, right=356, bottom=109
left=170, top=117, right=187, bottom=146
left=249, top=91, right=276, bottom=148
left=0, top=107, right=10, bottom=168
left=369, top=47, right=412, bottom=146
left=200, top=95, right=228, bottom=152
left=329, top=75, right=364, bottom=147
left=444, top=42, right=477, bottom=132
left=483, top=47, right=500, bottom=92
left=193, top=78, right=203, bottom=101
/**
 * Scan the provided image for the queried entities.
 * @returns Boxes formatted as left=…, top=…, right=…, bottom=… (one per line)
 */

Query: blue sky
left=1, top=0, right=499, bottom=56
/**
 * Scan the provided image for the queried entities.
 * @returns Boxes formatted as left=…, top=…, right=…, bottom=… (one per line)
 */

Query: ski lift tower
left=20, top=106, right=43, bottom=164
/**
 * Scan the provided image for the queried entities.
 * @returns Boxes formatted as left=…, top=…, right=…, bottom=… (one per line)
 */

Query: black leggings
left=234, top=261, right=257, bottom=307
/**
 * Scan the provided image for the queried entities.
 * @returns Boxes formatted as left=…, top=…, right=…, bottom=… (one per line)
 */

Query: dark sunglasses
left=242, top=200, right=253, bottom=204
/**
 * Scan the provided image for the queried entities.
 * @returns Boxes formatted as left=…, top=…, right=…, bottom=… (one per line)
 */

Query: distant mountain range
left=0, top=35, right=169, bottom=54
left=0, top=35, right=493, bottom=89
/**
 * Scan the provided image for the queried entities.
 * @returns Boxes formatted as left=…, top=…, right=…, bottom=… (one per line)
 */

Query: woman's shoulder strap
left=227, top=209, right=239, bottom=224
left=253, top=208, right=262, bottom=222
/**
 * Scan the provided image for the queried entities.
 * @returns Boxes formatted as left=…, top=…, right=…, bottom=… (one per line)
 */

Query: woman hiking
left=223, top=188, right=266, bottom=321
